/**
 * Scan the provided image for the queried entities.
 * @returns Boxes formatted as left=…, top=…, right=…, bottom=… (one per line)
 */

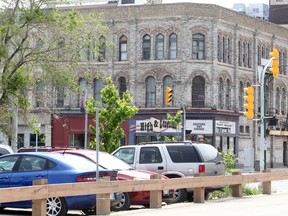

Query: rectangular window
left=120, top=43, right=127, bottom=61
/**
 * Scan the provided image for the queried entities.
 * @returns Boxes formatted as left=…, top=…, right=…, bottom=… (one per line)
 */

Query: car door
left=135, top=146, right=166, bottom=174
left=7, top=155, right=48, bottom=208
left=0, top=155, right=19, bottom=188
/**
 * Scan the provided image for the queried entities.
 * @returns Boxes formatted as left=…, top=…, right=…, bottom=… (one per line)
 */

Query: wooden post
left=262, top=169, right=272, bottom=194
left=32, top=179, right=47, bottom=216
left=150, top=174, right=162, bottom=208
left=232, top=171, right=242, bottom=197
left=96, top=177, right=111, bottom=215
left=193, top=173, right=205, bottom=203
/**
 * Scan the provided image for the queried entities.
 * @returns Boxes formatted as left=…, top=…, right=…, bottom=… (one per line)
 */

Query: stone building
left=14, top=3, right=288, bottom=169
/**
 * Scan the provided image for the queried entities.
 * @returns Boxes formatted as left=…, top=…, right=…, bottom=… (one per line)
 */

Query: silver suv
left=112, top=141, right=225, bottom=202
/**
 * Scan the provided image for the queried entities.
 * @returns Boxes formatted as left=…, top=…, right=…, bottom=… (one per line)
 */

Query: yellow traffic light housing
left=269, top=48, right=279, bottom=78
left=165, top=86, right=173, bottom=105
left=243, top=86, right=254, bottom=120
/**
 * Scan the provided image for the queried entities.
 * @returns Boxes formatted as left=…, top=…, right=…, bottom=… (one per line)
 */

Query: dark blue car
left=0, top=152, right=117, bottom=216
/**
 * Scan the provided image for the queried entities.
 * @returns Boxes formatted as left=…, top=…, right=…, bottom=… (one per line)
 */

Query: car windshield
left=84, top=152, right=134, bottom=170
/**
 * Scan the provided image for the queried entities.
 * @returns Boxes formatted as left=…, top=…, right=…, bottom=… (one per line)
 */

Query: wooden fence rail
left=1, top=170, right=288, bottom=215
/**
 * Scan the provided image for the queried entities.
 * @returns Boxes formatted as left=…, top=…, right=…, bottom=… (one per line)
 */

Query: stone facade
left=15, top=3, right=288, bottom=168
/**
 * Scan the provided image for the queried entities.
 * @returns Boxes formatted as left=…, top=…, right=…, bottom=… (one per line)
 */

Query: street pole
left=174, top=97, right=186, bottom=141
left=84, top=89, right=88, bottom=148
left=259, top=57, right=273, bottom=172
left=96, top=107, right=99, bottom=180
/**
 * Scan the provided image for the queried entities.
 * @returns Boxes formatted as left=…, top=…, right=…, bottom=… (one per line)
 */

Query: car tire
left=111, top=192, right=131, bottom=211
left=172, top=188, right=187, bottom=203
left=46, top=197, right=68, bottom=216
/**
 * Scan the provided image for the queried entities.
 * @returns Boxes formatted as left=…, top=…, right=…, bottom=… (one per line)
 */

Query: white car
left=112, top=141, right=225, bottom=202
left=0, top=144, right=14, bottom=156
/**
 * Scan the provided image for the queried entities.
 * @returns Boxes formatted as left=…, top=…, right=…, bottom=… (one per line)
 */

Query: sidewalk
left=110, top=192, right=288, bottom=216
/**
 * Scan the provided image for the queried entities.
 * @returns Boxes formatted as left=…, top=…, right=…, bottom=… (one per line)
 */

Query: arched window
left=169, top=33, right=177, bottom=60
left=238, top=41, right=241, bottom=66
left=98, top=36, right=106, bottom=62
left=193, top=33, right=205, bottom=60
left=257, top=45, right=261, bottom=66
left=281, top=88, right=286, bottom=115
left=79, top=78, right=87, bottom=109
left=93, top=79, right=103, bottom=103
left=145, top=76, right=156, bottom=107
left=142, top=34, right=151, bottom=60
left=239, top=81, right=244, bottom=111
left=56, top=85, right=65, bottom=108
left=36, top=80, right=44, bottom=107
left=155, top=34, right=164, bottom=60
left=192, top=76, right=205, bottom=108
left=226, top=79, right=231, bottom=110
left=118, top=77, right=127, bottom=99
left=239, top=125, right=244, bottom=133
left=276, top=88, right=280, bottom=115
left=228, top=37, right=232, bottom=64
left=217, top=35, right=221, bottom=61
left=218, top=78, right=224, bottom=109
left=119, top=35, right=127, bottom=61
left=57, top=37, right=65, bottom=59
left=163, top=75, right=173, bottom=107
left=222, top=36, right=226, bottom=63
left=248, top=43, right=252, bottom=68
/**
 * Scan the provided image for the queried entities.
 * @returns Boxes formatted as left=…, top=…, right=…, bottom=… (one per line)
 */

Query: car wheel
left=172, top=188, right=187, bottom=203
left=111, top=192, right=131, bottom=211
left=46, top=197, right=67, bottom=216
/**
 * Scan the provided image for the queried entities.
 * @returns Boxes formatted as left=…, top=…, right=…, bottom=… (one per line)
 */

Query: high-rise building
left=270, top=0, right=288, bottom=26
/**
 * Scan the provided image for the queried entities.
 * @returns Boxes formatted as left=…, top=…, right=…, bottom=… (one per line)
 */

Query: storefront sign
left=186, top=120, right=213, bottom=134
left=215, top=120, right=236, bottom=134
left=131, top=118, right=180, bottom=133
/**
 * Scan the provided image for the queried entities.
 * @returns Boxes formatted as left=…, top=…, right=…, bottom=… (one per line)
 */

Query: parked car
left=0, top=152, right=118, bottom=216
left=0, top=144, right=14, bottom=156
left=18, top=147, right=174, bottom=211
left=112, top=141, right=225, bottom=202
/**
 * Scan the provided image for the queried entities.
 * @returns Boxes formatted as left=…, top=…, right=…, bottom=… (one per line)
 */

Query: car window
left=0, top=155, right=18, bottom=172
left=113, top=148, right=135, bottom=164
left=98, top=152, right=134, bottom=170
left=166, top=145, right=200, bottom=163
left=139, top=147, right=162, bottom=164
left=19, top=156, right=48, bottom=172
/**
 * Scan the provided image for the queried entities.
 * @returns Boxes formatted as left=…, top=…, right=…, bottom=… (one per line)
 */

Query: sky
left=162, top=0, right=270, bottom=9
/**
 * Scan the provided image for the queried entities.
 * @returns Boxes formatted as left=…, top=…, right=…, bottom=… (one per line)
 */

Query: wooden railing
left=1, top=170, right=288, bottom=215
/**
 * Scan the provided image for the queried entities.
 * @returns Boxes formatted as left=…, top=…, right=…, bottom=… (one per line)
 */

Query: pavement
left=110, top=192, right=288, bottom=216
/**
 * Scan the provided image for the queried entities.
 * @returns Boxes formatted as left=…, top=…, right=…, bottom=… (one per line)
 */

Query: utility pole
left=258, top=48, right=279, bottom=172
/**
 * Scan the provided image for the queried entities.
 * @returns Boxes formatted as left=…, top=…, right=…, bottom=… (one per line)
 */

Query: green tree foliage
left=0, top=0, right=108, bottom=137
left=86, top=77, right=138, bottom=153
left=166, top=110, right=182, bottom=141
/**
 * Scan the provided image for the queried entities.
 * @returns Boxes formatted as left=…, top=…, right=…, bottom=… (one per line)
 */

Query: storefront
left=126, top=109, right=239, bottom=155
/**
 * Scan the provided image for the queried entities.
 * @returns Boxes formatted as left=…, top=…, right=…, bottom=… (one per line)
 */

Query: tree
left=0, top=0, right=109, bottom=140
left=166, top=110, right=183, bottom=141
left=86, top=77, right=138, bottom=153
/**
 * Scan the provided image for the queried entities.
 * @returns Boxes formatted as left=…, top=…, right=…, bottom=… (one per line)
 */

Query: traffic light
left=165, top=86, right=173, bottom=105
left=243, top=86, right=254, bottom=120
left=269, top=48, right=279, bottom=78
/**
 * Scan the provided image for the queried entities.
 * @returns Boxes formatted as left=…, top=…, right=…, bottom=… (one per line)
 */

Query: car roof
left=0, top=144, right=14, bottom=155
